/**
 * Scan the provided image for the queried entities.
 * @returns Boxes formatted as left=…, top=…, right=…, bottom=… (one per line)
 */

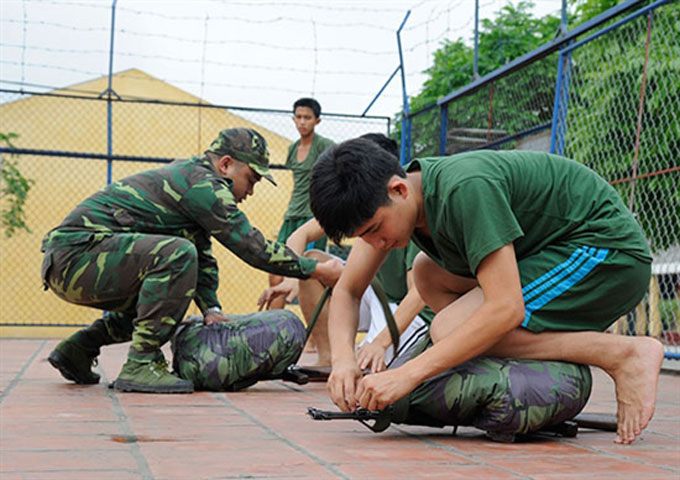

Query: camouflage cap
left=207, top=128, right=276, bottom=186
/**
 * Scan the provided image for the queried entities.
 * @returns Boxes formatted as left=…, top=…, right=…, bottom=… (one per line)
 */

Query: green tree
left=571, top=0, right=620, bottom=23
left=1, top=132, right=34, bottom=237
left=399, top=2, right=562, bottom=158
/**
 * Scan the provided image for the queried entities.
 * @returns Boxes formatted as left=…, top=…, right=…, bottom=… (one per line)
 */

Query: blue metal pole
left=439, top=104, right=448, bottom=156
left=396, top=10, right=411, bottom=165
left=549, top=51, right=566, bottom=154
left=474, top=0, right=479, bottom=79
left=362, top=65, right=400, bottom=117
left=406, top=117, right=412, bottom=164
left=556, top=51, right=573, bottom=156
left=106, top=0, right=118, bottom=185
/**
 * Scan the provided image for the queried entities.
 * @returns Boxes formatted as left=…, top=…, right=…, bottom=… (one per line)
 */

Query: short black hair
left=293, top=98, right=321, bottom=118
left=310, top=138, right=405, bottom=244
left=359, top=133, right=399, bottom=159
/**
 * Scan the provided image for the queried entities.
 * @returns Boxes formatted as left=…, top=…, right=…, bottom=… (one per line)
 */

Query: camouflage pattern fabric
left=171, top=310, right=306, bottom=391
left=394, top=355, right=592, bottom=436
left=41, top=233, right=199, bottom=361
left=207, top=128, right=276, bottom=185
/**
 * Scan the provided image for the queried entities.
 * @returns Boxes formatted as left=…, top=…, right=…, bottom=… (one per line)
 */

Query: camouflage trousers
left=394, top=355, right=592, bottom=436
left=171, top=310, right=306, bottom=391
left=41, top=233, right=198, bottom=362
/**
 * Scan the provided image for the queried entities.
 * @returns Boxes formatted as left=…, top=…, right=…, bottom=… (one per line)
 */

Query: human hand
left=204, top=311, right=233, bottom=325
left=356, top=367, right=419, bottom=411
left=312, top=258, right=344, bottom=288
left=257, top=278, right=299, bottom=310
left=356, top=342, right=387, bottom=373
left=327, top=359, right=363, bottom=412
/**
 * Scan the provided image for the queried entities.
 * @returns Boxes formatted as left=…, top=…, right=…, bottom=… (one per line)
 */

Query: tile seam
left=213, top=392, right=350, bottom=480
left=101, top=368, right=155, bottom=480
left=0, top=339, right=47, bottom=404
left=390, top=425, right=533, bottom=480
left=561, top=438, right=680, bottom=474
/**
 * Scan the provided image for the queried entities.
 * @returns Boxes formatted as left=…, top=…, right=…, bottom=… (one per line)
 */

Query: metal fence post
left=439, top=103, right=448, bottom=156
left=397, top=10, right=411, bottom=165
left=104, top=0, right=118, bottom=185
left=474, top=0, right=479, bottom=79
left=549, top=51, right=566, bottom=154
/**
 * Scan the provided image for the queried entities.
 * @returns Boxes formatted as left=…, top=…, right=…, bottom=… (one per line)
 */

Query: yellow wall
left=0, top=69, right=297, bottom=337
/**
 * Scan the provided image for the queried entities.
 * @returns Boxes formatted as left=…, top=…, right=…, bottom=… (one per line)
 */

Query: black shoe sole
left=47, top=349, right=100, bottom=385
left=113, top=379, right=194, bottom=394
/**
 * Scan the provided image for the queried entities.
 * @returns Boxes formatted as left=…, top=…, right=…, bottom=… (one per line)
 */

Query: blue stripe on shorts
left=522, top=246, right=609, bottom=327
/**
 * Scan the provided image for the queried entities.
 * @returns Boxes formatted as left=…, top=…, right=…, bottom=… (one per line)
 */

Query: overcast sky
left=0, top=0, right=564, bottom=118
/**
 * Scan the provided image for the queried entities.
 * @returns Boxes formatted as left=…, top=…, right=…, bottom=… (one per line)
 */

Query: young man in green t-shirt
left=268, top=98, right=335, bottom=310
left=260, top=135, right=432, bottom=368
left=259, top=216, right=432, bottom=369
left=308, top=139, right=663, bottom=445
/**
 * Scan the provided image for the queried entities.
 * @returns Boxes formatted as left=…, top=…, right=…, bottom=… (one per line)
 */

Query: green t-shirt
left=408, top=151, right=651, bottom=278
left=284, top=133, right=334, bottom=219
left=375, top=241, right=435, bottom=325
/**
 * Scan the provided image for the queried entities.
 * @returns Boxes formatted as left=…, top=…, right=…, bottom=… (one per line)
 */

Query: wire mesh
left=409, top=107, right=440, bottom=159
left=444, top=51, right=559, bottom=155
left=558, top=5, right=679, bottom=354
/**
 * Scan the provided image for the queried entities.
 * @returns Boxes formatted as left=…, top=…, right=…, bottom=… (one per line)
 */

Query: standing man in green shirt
left=308, top=139, right=663, bottom=445
left=267, top=98, right=334, bottom=310
left=41, top=128, right=340, bottom=394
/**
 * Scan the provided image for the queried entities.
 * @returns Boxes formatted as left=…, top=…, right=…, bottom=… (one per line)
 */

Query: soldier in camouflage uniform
left=41, top=128, right=340, bottom=393
left=171, top=310, right=306, bottom=391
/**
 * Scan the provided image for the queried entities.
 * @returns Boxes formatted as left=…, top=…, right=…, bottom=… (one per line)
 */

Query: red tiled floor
left=1, top=339, right=679, bottom=479
left=0, top=472, right=144, bottom=480
left=1, top=450, right=140, bottom=473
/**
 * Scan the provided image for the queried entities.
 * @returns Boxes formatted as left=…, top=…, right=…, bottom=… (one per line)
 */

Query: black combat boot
left=47, top=318, right=115, bottom=384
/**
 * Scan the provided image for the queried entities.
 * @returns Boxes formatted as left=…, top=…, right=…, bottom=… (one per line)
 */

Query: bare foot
left=608, top=336, right=664, bottom=445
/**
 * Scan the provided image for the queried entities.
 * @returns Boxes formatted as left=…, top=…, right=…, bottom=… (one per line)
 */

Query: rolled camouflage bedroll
left=170, top=310, right=592, bottom=437
left=391, top=355, right=592, bottom=436
left=171, top=310, right=306, bottom=391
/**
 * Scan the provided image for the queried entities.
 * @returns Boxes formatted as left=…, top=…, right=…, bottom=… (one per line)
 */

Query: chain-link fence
left=445, top=51, right=558, bottom=157
left=406, top=0, right=678, bottom=357
left=0, top=88, right=389, bottom=331
left=555, top=3, right=679, bottom=356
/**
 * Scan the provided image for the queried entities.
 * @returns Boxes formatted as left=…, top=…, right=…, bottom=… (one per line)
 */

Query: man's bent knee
left=149, top=238, right=199, bottom=298
left=413, top=253, right=478, bottom=312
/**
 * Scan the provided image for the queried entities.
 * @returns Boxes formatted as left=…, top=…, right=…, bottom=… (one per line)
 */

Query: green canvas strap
left=305, top=280, right=400, bottom=355
left=305, top=286, right=332, bottom=338
left=369, top=279, right=400, bottom=354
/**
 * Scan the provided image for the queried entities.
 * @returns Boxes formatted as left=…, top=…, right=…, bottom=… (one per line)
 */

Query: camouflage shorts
left=42, top=233, right=199, bottom=361
left=171, top=310, right=306, bottom=391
